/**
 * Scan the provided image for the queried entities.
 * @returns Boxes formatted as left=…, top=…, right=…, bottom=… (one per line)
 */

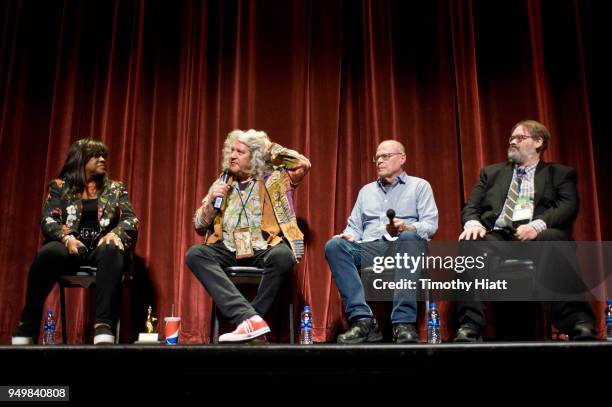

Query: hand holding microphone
left=212, top=169, right=231, bottom=212
left=385, top=209, right=400, bottom=237
left=65, top=237, right=87, bottom=256
left=385, top=209, right=416, bottom=237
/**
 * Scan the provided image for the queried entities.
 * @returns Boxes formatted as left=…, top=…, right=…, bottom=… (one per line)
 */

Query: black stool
left=212, top=266, right=295, bottom=344
left=492, top=259, right=551, bottom=340
left=58, top=265, right=124, bottom=344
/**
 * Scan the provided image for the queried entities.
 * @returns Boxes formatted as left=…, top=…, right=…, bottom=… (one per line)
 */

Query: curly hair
left=221, top=129, right=272, bottom=179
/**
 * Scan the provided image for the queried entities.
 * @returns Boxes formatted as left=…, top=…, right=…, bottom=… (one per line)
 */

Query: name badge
left=233, top=227, right=254, bottom=259
left=512, top=196, right=533, bottom=222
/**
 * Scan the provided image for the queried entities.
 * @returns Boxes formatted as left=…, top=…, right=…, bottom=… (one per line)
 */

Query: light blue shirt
left=343, top=172, right=438, bottom=242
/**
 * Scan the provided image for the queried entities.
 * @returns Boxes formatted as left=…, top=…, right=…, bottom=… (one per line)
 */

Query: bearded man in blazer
left=454, top=119, right=597, bottom=342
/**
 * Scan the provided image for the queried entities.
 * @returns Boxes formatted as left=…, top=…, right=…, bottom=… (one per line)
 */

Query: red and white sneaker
left=219, top=315, right=271, bottom=343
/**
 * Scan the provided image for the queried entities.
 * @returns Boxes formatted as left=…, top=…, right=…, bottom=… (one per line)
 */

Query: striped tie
left=502, top=169, right=525, bottom=227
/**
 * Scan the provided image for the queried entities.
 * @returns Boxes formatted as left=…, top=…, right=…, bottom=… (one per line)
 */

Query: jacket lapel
left=98, top=179, right=111, bottom=223
left=259, top=178, right=267, bottom=207
left=534, top=161, right=547, bottom=207
left=73, top=199, right=83, bottom=231
left=495, top=163, right=514, bottom=211
left=64, top=184, right=84, bottom=231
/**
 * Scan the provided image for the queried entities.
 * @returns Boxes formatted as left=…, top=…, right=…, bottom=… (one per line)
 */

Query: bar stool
left=212, top=266, right=295, bottom=344
left=58, top=265, right=125, bottom=344
left=492, top=258, right=551, bottom=340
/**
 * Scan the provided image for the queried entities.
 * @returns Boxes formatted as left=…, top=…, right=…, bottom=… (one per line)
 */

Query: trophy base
left=135, top=333, right=160, bottom=343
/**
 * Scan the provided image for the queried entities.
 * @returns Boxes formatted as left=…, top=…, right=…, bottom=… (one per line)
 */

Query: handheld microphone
left=386, top=209, right=398, bottom=238
left=386, top=209, right=395, bottom=224
left=213, top=169, right=231, bottom=211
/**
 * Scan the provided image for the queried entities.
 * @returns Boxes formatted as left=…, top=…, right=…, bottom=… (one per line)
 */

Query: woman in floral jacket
left=12, top=139, right=138, bottom=345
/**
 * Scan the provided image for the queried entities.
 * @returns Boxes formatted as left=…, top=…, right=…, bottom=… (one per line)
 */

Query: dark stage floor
left=1, top=341, right=610, bottom=401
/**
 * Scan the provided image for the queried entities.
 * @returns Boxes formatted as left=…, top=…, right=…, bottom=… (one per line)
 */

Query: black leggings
left=19, top=241, right=125, bottom=335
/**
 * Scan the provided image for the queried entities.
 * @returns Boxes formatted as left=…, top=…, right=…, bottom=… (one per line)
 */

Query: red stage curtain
left=0, top=0, right=609, bottom=343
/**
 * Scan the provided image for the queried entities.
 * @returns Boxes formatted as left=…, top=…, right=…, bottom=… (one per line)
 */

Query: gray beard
left=507, top=149, right=522, bottom=164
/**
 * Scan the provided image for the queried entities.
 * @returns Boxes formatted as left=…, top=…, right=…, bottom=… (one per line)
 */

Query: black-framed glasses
left=372, top=152, right=403, bottom=163
left=509, top=134, right=535, bottom=143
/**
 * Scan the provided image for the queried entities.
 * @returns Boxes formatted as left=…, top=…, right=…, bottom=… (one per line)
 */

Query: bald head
left=375, top=140, right=406, bottom=182
left=378, top=140, right=405, bottom=154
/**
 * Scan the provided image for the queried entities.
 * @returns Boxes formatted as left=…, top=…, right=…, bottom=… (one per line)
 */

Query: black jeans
left=455, top=229, right=595, bottom=334
left=19, top=241, right=125, bottom=336
left=185, top=241, right=296, bottom=325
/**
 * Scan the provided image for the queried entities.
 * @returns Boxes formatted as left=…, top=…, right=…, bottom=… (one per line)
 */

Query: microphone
left=213, top=169, right=231, bottom=211
left=386, top=209, right=395, bottom=224
left=386, top=209, right=398, bottom=237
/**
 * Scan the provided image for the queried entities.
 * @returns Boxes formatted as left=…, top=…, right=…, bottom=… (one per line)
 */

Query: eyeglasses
left=372, top=153, right=403, bottom=163
left=509, top=134, right=535, bottom=143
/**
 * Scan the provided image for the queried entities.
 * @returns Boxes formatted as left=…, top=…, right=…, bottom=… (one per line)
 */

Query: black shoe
left=453, top=322, right=483, bottom=343
left=337, top=318, right=383, bottom=344
left=93, top=325, right=115, bottom=345
left=570, top=321, right=597, bottom=341
left=11, top=322, right=35, bottom=345
left=392, top=323, right=419, bottom=344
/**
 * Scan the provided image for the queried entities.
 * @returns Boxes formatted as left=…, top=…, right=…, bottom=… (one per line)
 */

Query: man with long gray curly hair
left=186, top=129, right=311, bottom=343
left=221, top=130, right=272, bottom=180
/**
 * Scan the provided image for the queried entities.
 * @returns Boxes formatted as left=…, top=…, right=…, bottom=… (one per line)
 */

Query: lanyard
left=233, top=180, right=256, bottom=229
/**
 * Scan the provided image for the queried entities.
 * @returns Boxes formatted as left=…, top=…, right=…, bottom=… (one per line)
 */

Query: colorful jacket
left=194, top=144, right=306, bottom=260
left=205, top=170, right=304, bottom=260
left=41, top=178, right=139, bottom=250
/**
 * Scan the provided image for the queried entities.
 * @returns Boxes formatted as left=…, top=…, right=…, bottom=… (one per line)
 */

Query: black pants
left=455, top=229, right=595, bottom=334
left=19, top=241, right=125, bottom=336
left=185, top=241, right=296, bottom=325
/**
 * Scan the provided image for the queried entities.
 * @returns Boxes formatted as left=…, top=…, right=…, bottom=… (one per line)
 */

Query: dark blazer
left=40, top=178, right=139, bottom=250
left=462, top=161, right=579, bottom=236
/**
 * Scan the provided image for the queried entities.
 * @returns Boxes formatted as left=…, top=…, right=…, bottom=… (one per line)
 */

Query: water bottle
left=43, top=309, right=56, bottom=345
left=300, top=305, right=313, bottom=344
left=427, top=302, right=441, bottom=344
left=606, top=300, right=612, bottom=341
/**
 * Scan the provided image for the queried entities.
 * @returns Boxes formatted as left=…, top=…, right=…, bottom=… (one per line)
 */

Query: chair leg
left=115, top=319, right=121, bottom=344
left=542, top=302, right=552, bottom=340
left=59, top=284, right=67, bottom=345
left=289, top=301, right=294, bottom=344
left=213, top=306, right=219, bottom=344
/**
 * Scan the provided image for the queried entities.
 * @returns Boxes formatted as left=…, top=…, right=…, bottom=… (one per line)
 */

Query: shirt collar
left=514, top=160, right=539, bottom=175
left=377, top=171, right=407, bottom=188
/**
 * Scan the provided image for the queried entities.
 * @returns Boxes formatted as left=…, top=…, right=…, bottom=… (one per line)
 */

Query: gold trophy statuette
left=145, top=306, right=158, bottom=333
left=137, top=305, right=160, bottom=343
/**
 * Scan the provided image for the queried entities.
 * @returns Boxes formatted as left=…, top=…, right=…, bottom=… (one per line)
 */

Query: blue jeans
left=325, top=231, right=425, bottom=324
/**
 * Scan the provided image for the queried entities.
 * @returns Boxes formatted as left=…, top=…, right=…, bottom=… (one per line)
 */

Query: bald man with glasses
left=325, top=140, right=438, bottom=344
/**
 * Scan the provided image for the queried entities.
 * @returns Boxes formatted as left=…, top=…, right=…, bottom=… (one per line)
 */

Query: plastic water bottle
left=43, top=309, right=56, bottom=345
left=427, top=302, right=441, bottom=344
left=606, top=300, right=612, bottom=341
left=300, top=305, right=313, bottom=344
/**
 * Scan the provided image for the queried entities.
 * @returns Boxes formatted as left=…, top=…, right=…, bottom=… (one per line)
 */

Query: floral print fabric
left=41, top=178, right=139, bottom=250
